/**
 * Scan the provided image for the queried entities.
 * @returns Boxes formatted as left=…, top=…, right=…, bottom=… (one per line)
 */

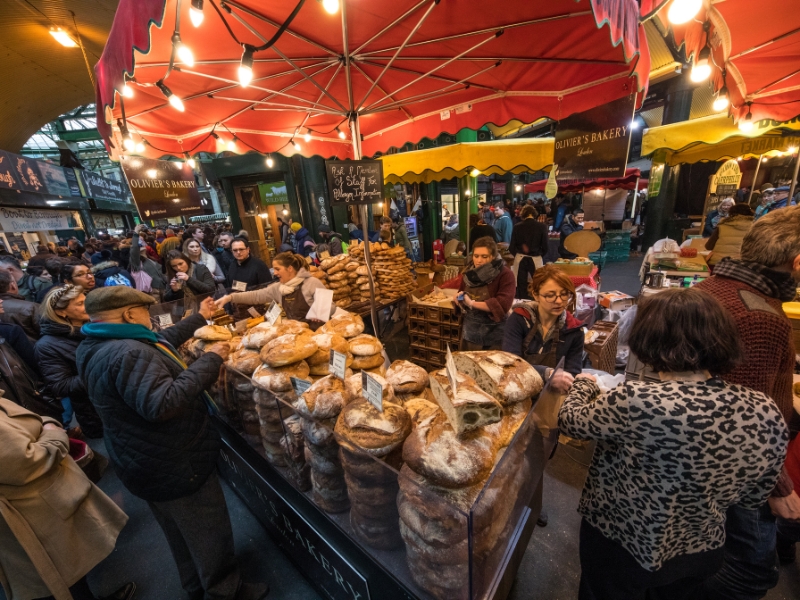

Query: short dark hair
left=729, top=203, right=754, bottom=217
left=520, top=206, right=536, bottom=219
left=0, top=255, right=21, bottom=270
left=573, top=209, right=585, bottom=216
left=629, top=288, right=742, bottom=374
left=231, top=237, right=249, bottom=249
left=0, top=269, right=13, bottom=293
left=472, top=236, right=497, bottom=256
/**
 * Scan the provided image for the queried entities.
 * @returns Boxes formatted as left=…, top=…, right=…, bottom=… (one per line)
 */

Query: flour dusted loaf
left=293, top=374, right=352, bottom=420
left=429, top=370, right=502, bottom=435
left=260, top=331, right=318, bottom=367
left=348, top=334, right=383, bottom=357
left=386, top=360, right=428, bottom=395
left=350, top=352, right=385, bottom=370
left=335, top=399, right=411, bottom=457
left=226, top=346, right=261, bottom=375
left=307, top=332, right=349, bottom=365
left=194, top=324, right=232, bottom=341
left=404, top=397, right=441, bottom=426
left=252, top=360, right=310, bottom=392
left=345, top=372, right=395, bottom=405
left=452, top=351, right=542, bottom=404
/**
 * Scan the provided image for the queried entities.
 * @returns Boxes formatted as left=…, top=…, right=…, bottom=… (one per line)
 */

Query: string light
left=690, top=48, right=711, bottom=83
left=50, top=27, right=78, bottom=47
left=227, top=136, right=239, bottom=152
left=122, top=81, right=134, bottom=98
left=470, top=168, right=480, bottom=177
left=185, top=153, right=196, bottom=169
left=265, top=155, right=274, bottom=168
left=514, top=184, right=522, bottom=192
left=147, top=169, right=158, bottom=178
left=291, top=139, right=301, bottom=150
left=789, top=146, right=798, bottom=154
left=173, top=34, right=194, bottom=67
left=336, top=127, right=346, bottom=139
left=630, top=119, right=639, bottom=130
left=190, top=0, right=204, bottom=27
left=238, top=45, right=254, bottom=87
left=738, top=105, right=754, bottom=132
left=668, top=0, right=703, bottom=25
left=304, top=129, right=312, bottom=143
left=282, top=208, right=289, bottom=216
left=322, top=0, right=339, bottom=14
left=713, top=86, right=729, bottom=112
left=156, top=81, right=185, bottom=111
left=762, top=157, right=768, bottom=163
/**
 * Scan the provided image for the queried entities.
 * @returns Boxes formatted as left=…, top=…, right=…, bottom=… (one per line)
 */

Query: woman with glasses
left=502, top=264, right=584, bottom=393
left=63, top=264, right=96, bottom=291
left=442, top=236, right=516, bottom=350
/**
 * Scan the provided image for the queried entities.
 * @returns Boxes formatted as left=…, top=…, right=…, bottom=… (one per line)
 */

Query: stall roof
left=379, top=138, right=554, bottom=184
left=524, top=167, right=646, bottom=193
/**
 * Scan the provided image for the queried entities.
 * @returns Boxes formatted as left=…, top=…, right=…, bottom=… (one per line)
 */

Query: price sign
left=157, top=313, right=173, bottom=328
left=247, top=307, right=261, bottom=318
left=291, top=377, right=312, bottom=396
left=445, top=345, right=458, bottom=395
left=265, top=301, right=282, bottom=325
left=329, top=349, right=347, bottom=380
left=361, top=371, right=384, bottom=412
left=232, top=280, right=247, bottom=291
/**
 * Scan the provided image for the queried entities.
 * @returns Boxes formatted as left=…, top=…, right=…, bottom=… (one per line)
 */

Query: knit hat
left=291, top=222, right=302, bottom=232
left=84, top=286, right=156, bottom=316
left=318, top=224, right=332, bottom=234
left=91, top=249, right=112, bottom=265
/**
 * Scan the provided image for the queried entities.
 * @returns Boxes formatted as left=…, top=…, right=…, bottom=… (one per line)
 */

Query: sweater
left=508, top=217, right=549, bottom=257
left=230, top=270, right=325, bottom=310
left=441, top=266, right=516, bottom=322
left=559, top=377, right=787, bottom=571
left=225, top=255, right=274, bottom=290
left=492, top=213, right=513, bottom=244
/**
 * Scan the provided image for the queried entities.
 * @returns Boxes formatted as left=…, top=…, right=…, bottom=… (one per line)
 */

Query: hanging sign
left=259, top=181, right=289, bottom=205
left=545, top=167, right=559, bottom=199
left=120, top=156, right=204, bottom=219
left=491, top=182, right=507, bottom=196
left=0, top=207, right=77, bottom=232
left=0, top=151, right=46, bottom=193
left=325, top=159, right=383, bottom=206
left=0, top=153, right=19, bottom=190
left=80, top=170, right=129, bottom=203
left=361, top=371, right=384, bottom=412
left=37, top=162, right=72, bottom=197
left=709, top=159, right=742, bottom=196
left=554, top=95, right=636, bottom=183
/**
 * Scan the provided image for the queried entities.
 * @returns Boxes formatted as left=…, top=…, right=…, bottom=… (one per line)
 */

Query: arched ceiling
left=0, top=0, right=119, bottom=153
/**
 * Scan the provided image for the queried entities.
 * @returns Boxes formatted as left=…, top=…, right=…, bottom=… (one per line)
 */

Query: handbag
left=0, top=339, right=62, bottom=421
left=131, top=267, right=153, bottom=293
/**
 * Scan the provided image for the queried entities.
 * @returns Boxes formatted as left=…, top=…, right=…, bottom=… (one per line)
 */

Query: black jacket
left=0, top=292, right=40, bottom=340
left=225, top=255, right=274, bottom=290
left=75, top=313, right=224, bottom=501
left=35, top=319, right=104, bottom=438
left=502, top=307, right=585, bottom=377
left=509, top=217, right=549, bottom=257
left=0, top=323, right=60, bottom=420
left=164, top=262, right=216, bottom=302
left=469, top=224, right=498, bottom=249
left=215, top=248, right=235, bottom=275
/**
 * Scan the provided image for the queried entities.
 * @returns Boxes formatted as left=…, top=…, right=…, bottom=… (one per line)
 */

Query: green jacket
left=394, top=223, right=412, bottom=253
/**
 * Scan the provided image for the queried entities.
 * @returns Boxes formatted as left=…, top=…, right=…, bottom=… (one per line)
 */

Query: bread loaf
left=386, top=360, right=428, bottom=394
left=307, top=332, right=349, bottom=366
left=193, top=325, right=232, bottom=341
left=348, top=334, right=383, bottom=356
left=293, top=374, right=352, bottom=420
left=429, top=370, right=503, bottom=435
left=335, top=399, right=411, bottom=456
left=226, top=346, right=261, bottom=375
left=452, top=351, right=543, bottom=404
left=260, top=331, right=318, bottom=367
left=404, top=397, right=441, bottom=426
left=345, top=372, right=395, bottom=405
left=252, top=360, right=310, bottom=392
left=350, top=352, right=385, bottom=370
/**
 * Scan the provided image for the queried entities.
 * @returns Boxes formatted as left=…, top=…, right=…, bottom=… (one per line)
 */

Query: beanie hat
left=84, top=286, right=156, bottom=316
left=318, top=224, right=332, bottom=234
left=291, top=222, right=302, bottom=232
left=91, top=249, right=112, bottom=265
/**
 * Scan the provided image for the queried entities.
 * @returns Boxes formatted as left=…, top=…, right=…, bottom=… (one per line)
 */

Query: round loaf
left=404, top=397, right=441, bottom=426
left=348, top=334, right=383, bottom=357
left=452, top=351, right=543, bottom=405
left=320, top=312, right=364, bottom=338
left=241, top=323, right=278, bottom=349
left=300, top=416, right=336, bottom=447
left=345, top=372, right=395, bottom=405
left=334, top=298, right=352, bottom=308
left=362, top=364, right=387, bottom=378
left=386, top=360, right=428, bottom=394
left=320, top=257, right=337, bottom=271
left=334, top=399, right=411, bottom=456
left=327, top=261, right=348, bottom=275
left=252, top=360, right=310, bottom=392
left=226, top=347, right=261, bottom=375
left=355, top=265, right=369, bottom=276
left=294, top=375, right=351, bottom=420
left=307, top=332, right=350, bottom=366
left=194, top=325, right=232, bottom=341
left=350, top=507, right=402, bottom=550
left=350, top=352, right=385, bottom=370
left=308, top=352, right=354, bottom=376
left=260, top=331, right=318, bottom=367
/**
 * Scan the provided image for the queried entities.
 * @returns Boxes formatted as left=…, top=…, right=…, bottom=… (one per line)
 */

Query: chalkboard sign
left=325, top=159, right=383, bottom=206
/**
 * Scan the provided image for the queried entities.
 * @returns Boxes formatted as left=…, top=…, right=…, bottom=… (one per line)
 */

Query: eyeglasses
left=540, top=292, right=573, bottom=303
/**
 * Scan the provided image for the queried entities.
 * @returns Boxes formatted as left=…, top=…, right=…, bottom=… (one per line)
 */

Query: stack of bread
left=318, top=254, right=360, bottom=309
left=319, top=311, right=365, bottom=339
left=372, top=244, right=416, bottom=301
left=306, top=331, right=353, bottom=380
left=347, top=334, right=386, bottom=377
left=347, top=241, right=380, bottom=303
left=335, top=398, right=411, bottom=549
left=293, top=375, right=354, bottom=512
left=396, top=351, right=543, bottom=600
left=385, top=360, right=431, bottom=404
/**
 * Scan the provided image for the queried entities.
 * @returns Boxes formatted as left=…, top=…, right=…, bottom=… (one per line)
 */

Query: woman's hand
left=176, top=272, right=189, bottom=281
left=215, top=295, right=232, bottom=308
left=575, top=373, right=597, bottom=382
left=550, top=370, right=575, bottom=394
left=170, top=278, right=181, bottom=291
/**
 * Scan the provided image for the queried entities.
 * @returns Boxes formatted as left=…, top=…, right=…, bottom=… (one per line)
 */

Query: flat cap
left=84, top=286, right=156, bottom=316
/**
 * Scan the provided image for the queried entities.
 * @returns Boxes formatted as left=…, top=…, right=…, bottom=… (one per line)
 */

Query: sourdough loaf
left=260, top=331, right=318, bottom=367
left=429, top=370, right=502, bottom=435
left=386, top=360, right=428, bottom=394
left=452, top=351, right=542, bottom=404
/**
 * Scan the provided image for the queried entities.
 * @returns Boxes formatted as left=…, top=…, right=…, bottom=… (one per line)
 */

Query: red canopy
left=659, top=0, right=800, bottom=124
left=95, top=0, right=651, bottom=160
left=524, top=167, right=646, bottom=193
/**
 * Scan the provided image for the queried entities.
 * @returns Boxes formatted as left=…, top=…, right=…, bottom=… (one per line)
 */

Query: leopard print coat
left=558, top=377, right=787, bottom=571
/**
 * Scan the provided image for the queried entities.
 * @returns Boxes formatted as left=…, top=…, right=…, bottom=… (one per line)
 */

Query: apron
left=281, top=286, right=322, bottom=331
left=461, top=283, right=506, bottom=347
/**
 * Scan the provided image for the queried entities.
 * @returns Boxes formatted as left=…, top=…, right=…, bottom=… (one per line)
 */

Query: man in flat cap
left=76, top=287, right=268, bottom=600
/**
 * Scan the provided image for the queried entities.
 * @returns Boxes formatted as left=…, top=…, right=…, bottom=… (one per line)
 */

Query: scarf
left=279, top=275, right=305, bottom=296
left=713, top=257, right=798, bottom=302
left=81, top=322, right=218, bottom=414
left=463, top=257, right=504, bottom=289
left=518, top=301, right=566, bottom=342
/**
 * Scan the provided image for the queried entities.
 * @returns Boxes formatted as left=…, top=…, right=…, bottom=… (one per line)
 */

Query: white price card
left=265, top=301, right=282, bottom=325
left=247, top=307, right=261, bottom=318
left=361, top=371, right=384, bottom=412
left=291, top=377, right=312, bottom=396
left=157, top=313, right=173, bottom=328
left=232, top=280, right=247, bottom=291
left=446, top=345, right=458, bottom=395
left=329, top=349, right=347, bottom=380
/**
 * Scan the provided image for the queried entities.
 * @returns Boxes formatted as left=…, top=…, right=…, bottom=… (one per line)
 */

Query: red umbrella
left=95, top=0, right=651, bottom=161
left=654, top=0, right=800, bottom=126
left=524, top=167, right=647, bottom=193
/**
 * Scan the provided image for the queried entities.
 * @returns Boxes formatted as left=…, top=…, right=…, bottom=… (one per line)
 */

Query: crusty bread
left=404, top=397, right=441, bottom=426
left=308, top=352, right=353, bottom=376
left=320, top=312, right=364, bottom=338
left=452, top=351, right=543, bottom=405
left=429, top=370, right=502, bottom=435
left=345, top=372, right=395, bottom=405
left=350, top=352, right=385, bottom=370
left=260, top=331, right=318, bottom=367
left=193, top=324, right=232, bottom=341
left=335, top=399, right=411, bottom=456
left=226, top=346, right=261, bottom=375
left=386, top=360, right=428, bottom=394
left=293, top=374, right=352, bottom=420
left=307, top=332, right=350, bottom=366
left=348, top=334, right=383, bottom=356
left=252, top=360, right=310, bottom=392
left=362, top=364, right=387, bottom=378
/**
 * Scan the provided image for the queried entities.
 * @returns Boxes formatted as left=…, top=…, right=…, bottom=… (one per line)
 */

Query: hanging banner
left=120, top=156, right=204, bottom=219
left=79, top=170, right=129, bottom=202
left=37, top=161, right=72, bottom=197
left=554, top=95, right=636, bottom=183
left=259, top=181, right=289, bottom=205
left=491, top=182, right=507, bottom=196
left=325, top=159, right=383, bottom=206
left=0, top=153, right=18, bottom=190
left=0, top=151, right=46, bottom=193
left=0, top=207, right=77, bottom=232
left=709, top=159, right=742, bottom=196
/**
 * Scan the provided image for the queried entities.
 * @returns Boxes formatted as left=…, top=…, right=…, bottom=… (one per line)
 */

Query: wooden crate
left=584, top=321, right=619, bottom=374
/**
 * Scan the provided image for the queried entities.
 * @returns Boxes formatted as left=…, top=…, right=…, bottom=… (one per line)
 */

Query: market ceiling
left=0, top=0, right=119, bottom=153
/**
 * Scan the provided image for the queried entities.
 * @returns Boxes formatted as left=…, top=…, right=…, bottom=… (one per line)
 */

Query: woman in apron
left=442, top=236, right=516, bottom=350
left=216, top=252, right=330, bottom=330
left=502, top=264, right=584, bottom=394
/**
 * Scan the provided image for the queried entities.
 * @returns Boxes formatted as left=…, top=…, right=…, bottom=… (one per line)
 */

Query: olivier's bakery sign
left=120, top=156, right=204, bottom=219
left=554, top=94, right=636, bottom=183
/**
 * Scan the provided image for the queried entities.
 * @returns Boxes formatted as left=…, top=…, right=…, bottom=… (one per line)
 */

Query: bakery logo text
left=555, top=125, right=630, bottom=149
left=129, top=178, right=196, bottom=189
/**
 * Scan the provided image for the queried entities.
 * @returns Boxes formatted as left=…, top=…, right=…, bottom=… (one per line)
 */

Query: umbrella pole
left=747, top=154, right=764, bottom=205
left=631, top=177, right=640, bottom=219
left=789, top=150, right=800, bottom=204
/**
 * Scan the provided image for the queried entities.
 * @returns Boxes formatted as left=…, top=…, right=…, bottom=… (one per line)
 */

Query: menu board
left=121, top=156, right=204, bottom=219
left=325, top=159, right=383, bottom=206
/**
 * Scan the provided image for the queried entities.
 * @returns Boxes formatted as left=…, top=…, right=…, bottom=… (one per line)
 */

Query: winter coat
left=75, top=313, right=224, bottom=502
left=394, top=224, right=413, bottom=255
left=509, top=217, right=549, bottom=257
left=215, top=248, right=235, bottom=275
left=0, top=292, right=40, bottom=341
left=91, top=261, right=136, bottom=289
left=706, top=215, right=754, bottom=267
left=0, top=397, right=128, bottom=600
left=493, top=213, right=513, bottom=244
left=35, top=320, right=104, bottom=439
left=293, top=227, right=316, bottom=257
left=163, top=262, right=215, bottom=302
left=326, top=233, right=346, bottom=257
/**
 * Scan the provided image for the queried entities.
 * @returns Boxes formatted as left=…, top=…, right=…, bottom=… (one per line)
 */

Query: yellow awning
left=642, top=114, right=800, bottom=166
left=379, top=138, right=555, bottom=184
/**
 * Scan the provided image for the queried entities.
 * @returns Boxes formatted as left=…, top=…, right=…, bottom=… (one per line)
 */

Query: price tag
left=361, top=371, right=384, bottom=412
left=329, top=349, right=347, bottom=380
left=265, top=301, right=282, bottom=325
left=157, top=313, right=173, bottom=328
left=247, top=307, right=260, bottom=318
left=234, top=319, right=249, bottom=334
left=291, top=377, right=312, bottom=396
left=232, top=280, right=247, bottom=291
left=445, top=345, right=458, bottom=395
left=319, top=250, right=330, bottom=259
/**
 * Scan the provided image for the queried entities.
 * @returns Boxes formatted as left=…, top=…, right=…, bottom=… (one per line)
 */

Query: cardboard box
left=599, top=291, right=635, bottom=311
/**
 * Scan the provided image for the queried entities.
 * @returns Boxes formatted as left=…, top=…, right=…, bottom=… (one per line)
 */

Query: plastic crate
left=605, top=252, right=631, bottom=263
left=603, top=239, right=630, bottom=250
left=605, top=230, right=631, bottom=240
left=588, top=251, right=608, bottom=268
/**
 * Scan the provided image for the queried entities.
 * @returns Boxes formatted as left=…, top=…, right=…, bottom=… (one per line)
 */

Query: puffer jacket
left=34, top=319, right=103, bottom=438
left=75, top=313, right=223, bottom=501
left=707, top=214, right=754, bottom=267
left=0, top=292, right=40, bottom=340
left=92, top=261, right=137, bottom=289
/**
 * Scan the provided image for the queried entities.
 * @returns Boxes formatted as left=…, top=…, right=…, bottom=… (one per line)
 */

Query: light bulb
left=304, top=130, right=312, bottom=143
left=169, top=94, right=185, bottom=112
left=322, top=0, right=339, bottom=14
left=265, top=156, right=274, bottom=168
left=123, top=137, right=135, bottom=152
left=378, top=202, right=383, bottom=207
left=292, top=139, right=301, bottom=150
left=122, top=82, right=133, bottom=98
left=789, top=146, right=798, bottom=154
left=50, top=27, right=78, bottom=47
left=190, top=0, right=204, bottom=27
left=282, top=209, right=289, bottom=216
left=738, top=108, right=754, bottom=133
left=667, top=0, right=703, bottom=25
left=712, top=87, right=729, bottom=112
left=177, top=42, right=194, bottom=67
left=239, top=46, right=254, bottom=87
left=514, top=184, right=521, bottom=191
left=227, top=137, right=238, bottom=152
left=736, top=156, right=742, bottom=161
left=337, top=127, right=346, bottom=139
left=470, top=168, right=480, bottom=177
left=135, top=142, right=146, bottom=153
left=690, top=58, right=711, bottom=83
left=147, top=169, right=158, bottom=178
left=186, top=155, right=197, bottom=168
left=630, top=119, right=639, bottom=129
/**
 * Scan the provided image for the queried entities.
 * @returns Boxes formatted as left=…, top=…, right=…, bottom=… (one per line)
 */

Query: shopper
left=157, top=229, right=182, bottom=259
left=130, top=232, right=166, bottom=301
left=226, top=238, right=274, bottom=291
left=215, top=231, right=236, bottom=275
left=318, top=224, right=347, bottom=256
left=502, top=264, right=583, bottom=393
left=28, top=244, right=54, bottom=268
left=183, top=225, right=209, bottom=252
left=0, top=393, right=134, bottom=600
left=290, top=222, right=315, bottom=257
left=91, top=251, right=135, bottom=288
left=164, top=250, right=215, bottom=302
left=392, top=217, right=413, bottom=258
left=442, top=237, right=515, bottom=350
left=0, top=255, right=35, bottom=302
left=559, top=287, right=787, bottom=600
left=468, top=213, right=497, bottom=250
left=702, top=197, right=735, bottom=237
left=509, top=205, right=550, bottom=299
left=36, top=285, right=104, bottom=439
left=492, top=203, right=513, bottom=244
left=64, top=263, right=97, bottom=291
left=558, top=209, right=585, bottom=259
left=705, top=203, right=754, bottom=267
left=183, top=238, right=226, bottom=287
left=76, top=287, right=268, bottom=600
left=696, top=205, right=800, bottom=599
left=754, top=186, right=775, bottom=219
left=0, top=269, right=40, bottom=340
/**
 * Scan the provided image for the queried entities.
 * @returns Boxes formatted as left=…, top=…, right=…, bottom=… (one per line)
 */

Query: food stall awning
left=380, top=138, right=554, bottom=184
left=524, top=167, right=646, bottom=193
left=641, top=113, right=800, bottom=165
left=94, top=0, right=651, bottom=161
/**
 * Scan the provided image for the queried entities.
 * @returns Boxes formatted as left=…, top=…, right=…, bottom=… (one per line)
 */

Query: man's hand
left=550, top=370, right=575, bottom=394
left=205, top=341, right=231, bottom=360
left=769, top=491, right=800, bottom=522
left=199, top=297, right=217, bottom=320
